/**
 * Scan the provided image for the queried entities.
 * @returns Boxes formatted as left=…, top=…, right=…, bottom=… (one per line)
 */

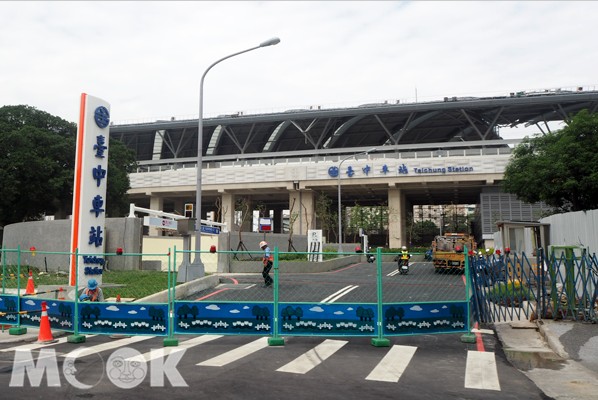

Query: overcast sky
left=1, top=1, right=596, bottom=138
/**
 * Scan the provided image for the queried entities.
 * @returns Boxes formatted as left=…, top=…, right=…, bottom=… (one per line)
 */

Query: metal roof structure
left=110, top=89, right=598, bottom=164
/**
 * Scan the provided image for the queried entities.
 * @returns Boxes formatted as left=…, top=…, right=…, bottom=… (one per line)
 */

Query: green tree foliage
left=503, top=110, right=598, bottom=212
left=0, top=105, right=136, bottom=226
left=106, top=137, right=137, bottom=217
left=315, top=192, right=337, bottom=242
left=410, top=220, right=440, bottom=247
left=346, top=204, right=388, bottom=241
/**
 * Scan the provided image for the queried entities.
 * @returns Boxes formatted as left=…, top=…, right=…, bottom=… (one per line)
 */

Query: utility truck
left=432, top=233, right=476, bottom=273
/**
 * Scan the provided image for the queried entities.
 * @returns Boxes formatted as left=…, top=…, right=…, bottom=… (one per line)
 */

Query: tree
left=314, top=192, right=336, bottom=243
left=106, top=137, right=137, bottom=217
left=0, top=105, right=136, bottom=227
left=502, top=110, right=598, bottom=212
left=0, top=105, right=76, bottom=225
left=411, top=220, right=440, bottom=247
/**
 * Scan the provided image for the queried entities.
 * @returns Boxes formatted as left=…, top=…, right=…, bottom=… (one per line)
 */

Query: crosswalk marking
left=130, top=334, right=223, bottom=362
left=464, top=350, right=501, bottom=391
left=276, top=339, right=348, bottom=374
left=365, top=345, right=417, bottom=382
left=197, top=336, right=269, bottom=367
left=58, top=335, right=153, bottom=358
left=0, top=334, right=503, bottom=392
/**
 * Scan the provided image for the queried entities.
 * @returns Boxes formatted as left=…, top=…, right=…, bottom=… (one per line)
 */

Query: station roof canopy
left=110, top=89, right=598, bottom=163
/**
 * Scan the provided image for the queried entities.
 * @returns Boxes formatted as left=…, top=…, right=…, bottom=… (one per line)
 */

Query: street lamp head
left=260, top=37, right=281, bottom=47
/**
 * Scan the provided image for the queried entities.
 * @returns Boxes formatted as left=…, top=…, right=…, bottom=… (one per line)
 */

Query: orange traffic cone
left=25, top=271, right=36, bottom=295
left=57, top=288, right=65, bottom=300
left=37, top=301, right=57, bottom=344
left=116, top=294, right=121, bottom=303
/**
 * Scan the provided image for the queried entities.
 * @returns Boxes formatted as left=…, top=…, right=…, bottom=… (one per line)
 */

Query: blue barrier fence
left=1, top=246, right=472, bottom=345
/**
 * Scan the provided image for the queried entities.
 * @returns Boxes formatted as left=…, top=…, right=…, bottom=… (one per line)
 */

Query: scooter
left=398, top=258, right=409, bottom=274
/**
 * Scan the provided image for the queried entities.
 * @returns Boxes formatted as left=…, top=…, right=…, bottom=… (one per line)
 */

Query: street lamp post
left=189, top=37, right=281, bottom=277
left=337, top=148, right=376, bottom=254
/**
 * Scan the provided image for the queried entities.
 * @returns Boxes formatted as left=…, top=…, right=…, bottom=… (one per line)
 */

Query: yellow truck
left=432, top=233, right=476, bottom=273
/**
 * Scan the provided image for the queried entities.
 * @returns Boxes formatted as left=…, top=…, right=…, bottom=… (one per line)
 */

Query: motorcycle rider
left=400, top=246, right=410, bottom=264
left=399, top=245, right=411, bottom=273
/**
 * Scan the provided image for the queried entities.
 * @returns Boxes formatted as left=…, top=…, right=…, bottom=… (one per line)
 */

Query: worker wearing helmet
left=260, top=241, right=274, bottom=287
left=80, top=278, right=104, bottom=302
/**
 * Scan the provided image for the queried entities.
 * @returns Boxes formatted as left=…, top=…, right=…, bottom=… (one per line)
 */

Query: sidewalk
left=494, top=319, right=598, bottom=400
left=0, top=326, right=67, bottom=344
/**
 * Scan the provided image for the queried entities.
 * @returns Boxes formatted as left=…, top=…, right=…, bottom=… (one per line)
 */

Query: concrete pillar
left=388, top=188, right=407, bottom=249
left=273, top=207, right=284, bottom=233
left=220, top=192, right=235, bottom=233
left=149, top=196, right=164, bottom=237
left=289, top=190, right=315, bottom=236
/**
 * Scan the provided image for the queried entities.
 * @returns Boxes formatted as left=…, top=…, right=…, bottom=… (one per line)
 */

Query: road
left=0, top=260, right=551, bottom=398
left=188, top=261, right=467, bottom=303
left=0, top=330, right=550, bottom=399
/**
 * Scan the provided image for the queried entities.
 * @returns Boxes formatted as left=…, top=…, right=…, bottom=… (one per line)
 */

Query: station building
left=110, top=88, right=598, bottom=249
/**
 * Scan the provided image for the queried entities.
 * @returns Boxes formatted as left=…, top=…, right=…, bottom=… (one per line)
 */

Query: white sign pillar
left=308, top=229, right=323, bottom=262
left=69, top=94, right=111, bottom=288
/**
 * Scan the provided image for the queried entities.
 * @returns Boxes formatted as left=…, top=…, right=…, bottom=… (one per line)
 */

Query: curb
left=535, top=320, right=570, bottom=359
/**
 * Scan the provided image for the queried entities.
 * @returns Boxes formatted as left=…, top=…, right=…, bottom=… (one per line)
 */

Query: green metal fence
left=2, top=246, right=472, bottom=346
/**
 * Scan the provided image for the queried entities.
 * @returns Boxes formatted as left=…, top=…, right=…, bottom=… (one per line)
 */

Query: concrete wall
left=1, top=218, right=142, bottom=271
left=141, top=234, right=229, bottom=273
left=541, top=209, right=598, bottom=253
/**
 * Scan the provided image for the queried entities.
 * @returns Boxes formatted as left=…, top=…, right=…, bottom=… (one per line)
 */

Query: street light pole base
left=177, top=260, right=205, bottom=283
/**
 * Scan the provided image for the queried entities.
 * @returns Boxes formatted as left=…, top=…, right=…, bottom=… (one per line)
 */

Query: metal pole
left=337, top=148, right=376, bottom=253
left=191, top=38, right=280, bottom=273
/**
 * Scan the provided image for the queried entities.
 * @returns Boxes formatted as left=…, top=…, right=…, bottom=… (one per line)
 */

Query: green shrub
left=488, top=280, right=535, bottom=305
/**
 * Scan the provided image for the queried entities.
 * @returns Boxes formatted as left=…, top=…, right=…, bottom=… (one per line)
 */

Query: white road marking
left=365, top=345, right=417, bottom=382
left=0, top=335, right=97, bottom=353
left=320, top=285, right=358, bottom=303
left=464, top=350, right=501, bottom=391
left=128, top=334, right=222, bottom=362
left=276, top=339, right=348, bottom=374
left=57, top=335, right=154, bottom=358
left=197, top=336, right=269, bottom=367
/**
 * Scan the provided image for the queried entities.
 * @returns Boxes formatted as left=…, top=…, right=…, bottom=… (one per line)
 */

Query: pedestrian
left=79, top=278, right=105, bottom=302
left=259, top=241, right=274, bottom=287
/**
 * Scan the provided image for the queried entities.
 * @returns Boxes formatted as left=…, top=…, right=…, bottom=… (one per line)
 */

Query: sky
left=1, top=1, right=596, bottom=138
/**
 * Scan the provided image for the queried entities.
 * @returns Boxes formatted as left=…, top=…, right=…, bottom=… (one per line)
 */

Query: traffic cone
left=57, top=288, right=65, bottom=300
left=25, top=271, right=36, bottom=295
left=116, top=294, right=121, bottom=303
left=37, top=301, right=57, bottom=344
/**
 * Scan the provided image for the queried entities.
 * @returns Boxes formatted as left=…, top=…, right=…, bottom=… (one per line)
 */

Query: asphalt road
left=187, top=261, right=467, bottom=303
left=0, top=330, right=550, bottom=399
